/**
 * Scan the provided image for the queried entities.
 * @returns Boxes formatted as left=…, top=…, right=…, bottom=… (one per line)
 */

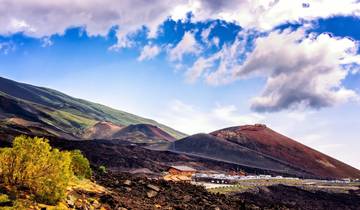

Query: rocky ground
left=0, top=168, right=359, bottom=209
left=94, top=171, right=245, bottom=210
left=234, top=184, right=360, bottom=210
left=94, top=171, right=360, bottom=210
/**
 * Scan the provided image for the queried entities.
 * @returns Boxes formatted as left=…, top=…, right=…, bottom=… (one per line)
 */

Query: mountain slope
left=169, top=133, right=311, bottom=177
left=0, top=77, right=186, bottom=140
left=210, top=124, right=360, bottom=179
left=81, top=121, right=124, bottom=139
left=81, top=122, right=176, bottom=143
left=112, top=124, right=176, bottom=142
left=168, top=124, right=360, bottom=179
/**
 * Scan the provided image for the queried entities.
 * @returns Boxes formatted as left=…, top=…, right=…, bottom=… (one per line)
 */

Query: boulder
left=147, top=190, right=158, bottom=198
left=123, top=180, right=132, bottom=186
left=147, top=184, right=160, bottom=192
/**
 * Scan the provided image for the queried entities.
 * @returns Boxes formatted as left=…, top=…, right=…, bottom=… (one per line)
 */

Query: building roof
left=170, top=165, right=197, bottom=172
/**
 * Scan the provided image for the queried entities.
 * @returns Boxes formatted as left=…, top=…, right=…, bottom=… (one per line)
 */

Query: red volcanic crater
left=211, top=124, right=360, bottom=179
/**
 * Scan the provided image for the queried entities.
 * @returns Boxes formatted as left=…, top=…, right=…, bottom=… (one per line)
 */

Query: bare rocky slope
left=170, top=133, right=313, bottom=178
left=169, top=124, right=360, bottom=179
left=211, top=125, right=360, bottom=179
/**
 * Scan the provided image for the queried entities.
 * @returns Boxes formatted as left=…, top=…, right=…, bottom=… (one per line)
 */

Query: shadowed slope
left=170, top=133, right=313, bottom=177
left=113, top=124, right=176, bottom=142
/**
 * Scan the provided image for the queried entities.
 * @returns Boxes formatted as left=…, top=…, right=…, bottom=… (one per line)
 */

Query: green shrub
left=0, top=136, right=72, bottom=204
left=70, top=150, right=92, bottom=179
left=99, top=165, right=107, bottom=174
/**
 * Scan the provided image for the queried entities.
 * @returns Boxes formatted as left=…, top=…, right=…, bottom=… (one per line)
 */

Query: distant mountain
left=169, top=124, right=360, bottom=179
left=81, top=121, right=124, bottom=140
left=82, top=122, right=176, bottom=143
left=112, top=124, right=176, bottom=142
left=0, top=77, right=186, bottom=141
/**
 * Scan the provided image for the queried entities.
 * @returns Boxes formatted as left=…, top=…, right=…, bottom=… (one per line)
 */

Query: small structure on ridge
left=168, top=165, right=197, bottom=176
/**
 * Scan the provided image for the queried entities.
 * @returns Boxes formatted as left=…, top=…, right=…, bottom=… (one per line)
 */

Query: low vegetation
left=0, top=135, right=92, bottom=205
left=98, top=165, right=107, bottom=174
left=70, top=150, right=92, bottom=179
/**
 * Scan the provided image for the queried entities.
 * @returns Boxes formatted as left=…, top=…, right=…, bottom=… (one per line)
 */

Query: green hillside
left=0, top=77, right=186, bottom=139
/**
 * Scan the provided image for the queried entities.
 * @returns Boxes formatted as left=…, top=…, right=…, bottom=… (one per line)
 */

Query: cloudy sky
left=0, top=0, right=360, bottom=169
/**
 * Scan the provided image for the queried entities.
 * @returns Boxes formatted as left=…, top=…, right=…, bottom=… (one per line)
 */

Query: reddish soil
left=82, top=121, right=124, bottom=139
left=211, top=124, right=360, bottom=179
left=171, top=133, right=314, bottom=178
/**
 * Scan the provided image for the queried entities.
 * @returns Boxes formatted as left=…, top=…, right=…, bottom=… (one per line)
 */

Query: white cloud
left=0, top=0, right=188, bottom=49
left=168, top=31, right=201, bottom=62
left=201, top=22, right=216, bottom=46
left=0, top=41, right=16, bottom=54
left=204, top=30, right=254, bottom=85
left=212, top=36, right=220, bottom=48
left=156, top=99, right=264, bottom=134
left=185, top=56, right=216, bottom=83
left=187, top=0, right=360, bottom=30
left=240, top=29, right=360, bottom=112
left=212, top=104, right=265, bottom=125
left=41, top=36, right=53, bottom=47
left=9, top=18, right=36, bottom=33
left=0, top=0, right=359, bottom=50
left=190, top=29, right=360, bottom=112
left=137, top=44, right=160, bottom=61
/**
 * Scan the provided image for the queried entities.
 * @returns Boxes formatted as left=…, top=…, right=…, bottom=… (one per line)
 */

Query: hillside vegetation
left=0, top=77, right=186, bottom=140
left=0, top=136, right=98, bottom=208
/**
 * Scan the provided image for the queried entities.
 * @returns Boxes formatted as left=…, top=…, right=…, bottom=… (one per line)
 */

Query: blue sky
left=0, top=0, right=360, bottom=169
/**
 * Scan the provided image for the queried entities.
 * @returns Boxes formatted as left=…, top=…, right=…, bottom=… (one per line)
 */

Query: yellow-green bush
left=70, top=150, right=92, bottom=179
left=98, top=165, right=107, bottom=174
left=0, top=136, right=72, bottom=204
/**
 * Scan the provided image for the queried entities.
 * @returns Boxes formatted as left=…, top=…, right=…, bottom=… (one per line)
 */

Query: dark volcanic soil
left=0, top=135, right=318, bottom=177
left=48, top=138, right=299, bottom=177
left=95, top=171, right=245, bottom=210
left=50, top=138, right=242, bottom=173
left=95, top=171, right=360, bottom=210
left=234, top=184, right=360, bottom=210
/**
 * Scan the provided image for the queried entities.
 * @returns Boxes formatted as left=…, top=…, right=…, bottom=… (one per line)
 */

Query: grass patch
left=208, top=179, right=305, bottom=194
left=0, top=194, right=11, bottom=204
left=50, top=110, right=97, bottom=128
left=208, top=185, right=252, bottom=194
left=68, top=178, right=107, bottom=194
